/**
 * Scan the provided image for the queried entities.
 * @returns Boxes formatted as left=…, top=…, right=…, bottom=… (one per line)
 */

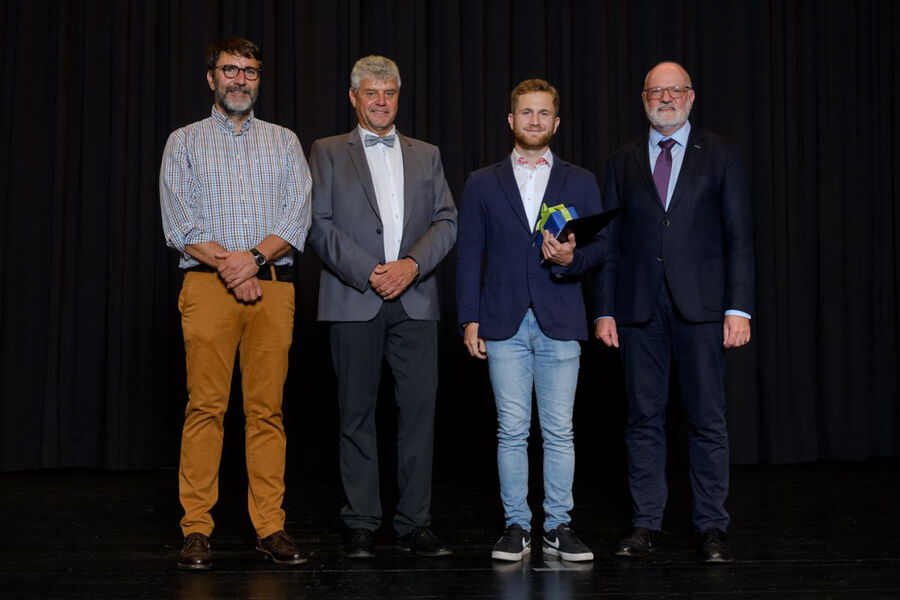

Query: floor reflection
left=177, top=569, right=313, bottom=600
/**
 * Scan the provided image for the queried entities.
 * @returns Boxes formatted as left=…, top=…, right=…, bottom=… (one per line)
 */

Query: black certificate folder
left=555, top=208, right=620, bottom=241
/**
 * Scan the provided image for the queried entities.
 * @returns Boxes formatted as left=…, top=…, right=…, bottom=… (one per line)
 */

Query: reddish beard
left=514, top=128, right=555, bottom=151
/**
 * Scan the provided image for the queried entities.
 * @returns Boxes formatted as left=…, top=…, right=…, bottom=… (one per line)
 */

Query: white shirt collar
left=511, top=148, right=553, bottom=169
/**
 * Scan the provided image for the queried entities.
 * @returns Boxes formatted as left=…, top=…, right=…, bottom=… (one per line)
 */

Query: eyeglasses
left=212, top=65, right=262, bottom=80
left=643, top=85, right=691, bottom=99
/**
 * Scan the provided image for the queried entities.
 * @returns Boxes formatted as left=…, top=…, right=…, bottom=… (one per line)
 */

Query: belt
left=184, top=263, right=294, bottom=283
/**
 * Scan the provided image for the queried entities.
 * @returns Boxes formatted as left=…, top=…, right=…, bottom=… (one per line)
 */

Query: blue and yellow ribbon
left=535, top=203, right=575, bottom=233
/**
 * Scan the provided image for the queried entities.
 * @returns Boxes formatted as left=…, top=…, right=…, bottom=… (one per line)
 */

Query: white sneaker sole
left=491, top=544, right=531, bottom=561
left=542, top=545, right=594, bottom=561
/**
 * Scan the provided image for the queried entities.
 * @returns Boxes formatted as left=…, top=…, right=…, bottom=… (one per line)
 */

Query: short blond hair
left=510, top=78, right=560, bottom=114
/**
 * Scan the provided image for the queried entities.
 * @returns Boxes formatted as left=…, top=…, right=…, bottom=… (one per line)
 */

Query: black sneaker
left=396, top=527, right=452, bottom=557
left=542, top=523, right=594, bottom=561
left=491, top=524, right=532, bottom=561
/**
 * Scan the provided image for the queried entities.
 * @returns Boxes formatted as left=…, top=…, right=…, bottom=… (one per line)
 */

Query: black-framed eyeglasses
left=643, top=85, right=691, bottom=99
left=212, top=65, right=262, bottom=80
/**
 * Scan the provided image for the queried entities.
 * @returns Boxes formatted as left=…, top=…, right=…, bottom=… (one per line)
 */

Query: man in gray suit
left=308, top=55, right=457, bottom=559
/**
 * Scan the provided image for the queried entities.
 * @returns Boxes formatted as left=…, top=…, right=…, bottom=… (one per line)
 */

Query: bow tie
left=364, top=134, right=396, bottom=148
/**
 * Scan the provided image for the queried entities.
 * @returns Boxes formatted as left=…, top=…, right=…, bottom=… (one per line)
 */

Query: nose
left=233, top=69, right=247, bottom=85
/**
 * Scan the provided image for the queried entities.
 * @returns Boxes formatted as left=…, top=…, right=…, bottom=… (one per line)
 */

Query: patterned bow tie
left=516, top=156, right=549, bottom=167
left=365, top=134, right=396, bottom=148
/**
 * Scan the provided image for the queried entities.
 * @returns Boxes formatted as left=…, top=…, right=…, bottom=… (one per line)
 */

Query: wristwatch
left=249, top=247, right=268, bottom=267
left=404, top=255, right=420, bottom=278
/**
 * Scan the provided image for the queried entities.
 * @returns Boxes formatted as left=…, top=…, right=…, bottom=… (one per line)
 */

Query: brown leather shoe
left=178, top=532, right=212, bottom=570
left=256, top=530, right=308, bottom=565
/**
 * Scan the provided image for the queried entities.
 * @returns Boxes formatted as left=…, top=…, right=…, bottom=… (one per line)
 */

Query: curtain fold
left=1, top=0, right=897, bottom=471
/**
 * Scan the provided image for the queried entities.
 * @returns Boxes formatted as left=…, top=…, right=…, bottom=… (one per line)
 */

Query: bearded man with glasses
left=594, top=62, right=755, bottom=563
left=160, top=37, right=311, bottom=570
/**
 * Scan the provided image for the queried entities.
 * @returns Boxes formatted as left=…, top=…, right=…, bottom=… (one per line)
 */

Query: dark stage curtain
left=1, top=0, right=898, bottom=472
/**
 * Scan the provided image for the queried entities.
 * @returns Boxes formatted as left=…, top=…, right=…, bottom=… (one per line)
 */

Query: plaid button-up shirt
left=160, top=107, right=312, bottom=268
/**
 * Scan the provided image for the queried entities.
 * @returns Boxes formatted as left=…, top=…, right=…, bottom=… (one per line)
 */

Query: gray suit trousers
left=330, top=300, right=438, bottom=535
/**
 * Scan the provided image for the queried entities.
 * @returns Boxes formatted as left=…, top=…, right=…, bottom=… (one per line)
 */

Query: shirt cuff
left=725, top=309, right=751, bottom=319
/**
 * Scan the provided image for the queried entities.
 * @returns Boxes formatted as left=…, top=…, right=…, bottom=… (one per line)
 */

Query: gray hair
left=350, top=55, right=402, bottom=90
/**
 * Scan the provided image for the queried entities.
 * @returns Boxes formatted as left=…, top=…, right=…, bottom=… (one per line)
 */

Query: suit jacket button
left=663, top=219, right=670, bottom=227
left=376, top=228, right=382, bottom=235
left=657, top=255, right=664, bottom=262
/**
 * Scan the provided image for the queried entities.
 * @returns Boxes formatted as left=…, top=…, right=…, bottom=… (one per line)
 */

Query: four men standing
left=161, top=38, right=752, bottom=567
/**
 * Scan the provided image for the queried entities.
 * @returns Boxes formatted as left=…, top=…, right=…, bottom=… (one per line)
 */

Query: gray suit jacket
left=308, top=130, right=457, bottom=321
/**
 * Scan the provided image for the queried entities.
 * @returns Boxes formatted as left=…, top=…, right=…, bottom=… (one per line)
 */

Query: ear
left=507, top=113, right=514, bottom=131
left=207, top=70, right=215, bottom=91
left=348, top=87, right=358, bottom=108
left=552, top=116, right=560, bottom=134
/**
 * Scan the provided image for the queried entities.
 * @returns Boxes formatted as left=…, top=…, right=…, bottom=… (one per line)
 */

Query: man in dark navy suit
left=595, top=62, right=755, bottom=563
left=456, top=79, right=605, bottom=563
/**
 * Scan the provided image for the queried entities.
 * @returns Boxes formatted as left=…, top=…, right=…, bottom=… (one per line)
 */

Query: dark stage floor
left=2, top=460, right=899, bottom=599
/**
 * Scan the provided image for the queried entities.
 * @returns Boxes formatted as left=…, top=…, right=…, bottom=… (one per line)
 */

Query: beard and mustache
left=644, top=101, right=691, bottom=131
left=513, top=127, right=555, bottom=151
left=215, top=83, right=258, bottom=117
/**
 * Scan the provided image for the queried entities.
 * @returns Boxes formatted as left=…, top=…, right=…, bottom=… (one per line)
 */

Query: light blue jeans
left=485, top=309, right=581, bottom=532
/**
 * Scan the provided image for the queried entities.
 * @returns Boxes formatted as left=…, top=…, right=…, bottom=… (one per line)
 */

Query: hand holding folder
left=538, top=205, right=620, bottom=267
left=547, top=208, right=620, bottom=241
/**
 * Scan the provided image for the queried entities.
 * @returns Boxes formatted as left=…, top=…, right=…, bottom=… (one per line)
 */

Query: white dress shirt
left=511, top=149, right=553, bottom=231
left=359, top=125, right=405, bottom=262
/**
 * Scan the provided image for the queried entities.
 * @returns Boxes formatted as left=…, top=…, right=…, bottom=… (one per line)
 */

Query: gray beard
left=217, top=85, right=257, bottom=117
left=645, top=105, right=689, bottom=131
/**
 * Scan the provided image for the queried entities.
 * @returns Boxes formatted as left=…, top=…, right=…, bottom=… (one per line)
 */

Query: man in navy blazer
left=456, top=79, right=605, bottom=562
left=595, top=62, right=754, bottom=563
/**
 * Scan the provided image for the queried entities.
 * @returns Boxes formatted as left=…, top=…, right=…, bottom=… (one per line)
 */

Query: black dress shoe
left=178, top=532, right=212, bottom=570
left=699, top=528, right=734, bottom=564
left=397, top=527, right=452, bottom=557
left=256, top=530, right=308, bottom=565
left=342, top=528, right=376, bottom=558
left=613, top=527, right=660, bottom=558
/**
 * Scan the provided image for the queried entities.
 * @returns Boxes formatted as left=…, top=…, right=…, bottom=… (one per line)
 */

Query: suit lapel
left=494, top=158, right=532, bottom=233
left=628, top=134, right=661, bottom=209
left=542, top=157, right=570, bottom=212
left=346, top=130, right=381, bottom=220
left=668, top=129, right=704, bottom=212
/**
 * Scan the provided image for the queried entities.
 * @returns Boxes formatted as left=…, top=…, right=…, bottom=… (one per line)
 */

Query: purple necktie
left=653, top=138, right=677, bottom=209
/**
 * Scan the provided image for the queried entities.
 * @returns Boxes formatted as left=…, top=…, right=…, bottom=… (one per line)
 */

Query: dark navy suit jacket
left=456, top=155, right=605, bottom=341
left=595, top=129, right=755, bottom=324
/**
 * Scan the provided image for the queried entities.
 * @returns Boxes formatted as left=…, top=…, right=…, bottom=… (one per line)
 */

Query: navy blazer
left=595, top=128, right=755, bottom=324
left=456, top=155, right=605, bottom=341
